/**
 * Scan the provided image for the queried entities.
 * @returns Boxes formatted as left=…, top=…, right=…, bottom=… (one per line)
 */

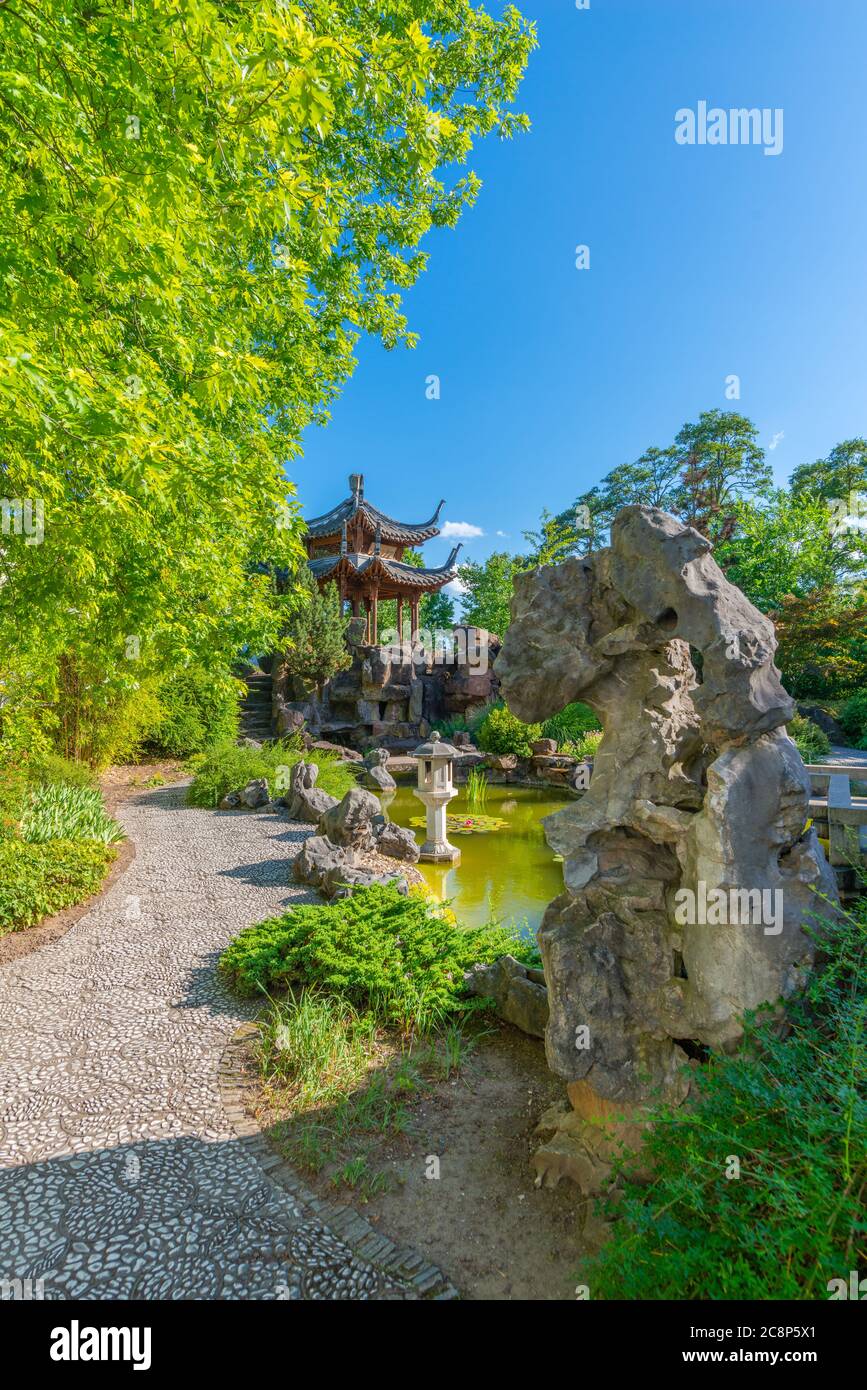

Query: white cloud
left=444, top=576, right=468, bottom=596
left=496, top=529, right=509, bottom=538
left=440, top=520, right=483, bottom=539
left=769, top=430, right=785, bottom=451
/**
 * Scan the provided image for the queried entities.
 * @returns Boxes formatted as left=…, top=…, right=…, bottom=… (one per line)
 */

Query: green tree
left=283, top=575, right=351, bottom=694
left=789, top=438, right=867, bottom=503
left=674, top=410, right=771, bottom=537
left=521, top=507, right=583, bottom=566
left=420, top=588, right=456, bottom=632
left=0, top=0, right=534, bottom=759
left=458, top=552, right=524, bottom=636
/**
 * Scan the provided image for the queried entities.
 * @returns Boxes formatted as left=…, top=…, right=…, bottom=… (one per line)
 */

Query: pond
left=383, top=783, right=568, bottom=935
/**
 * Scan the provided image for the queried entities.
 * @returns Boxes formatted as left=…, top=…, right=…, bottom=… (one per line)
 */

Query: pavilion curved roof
left=309, top=546, right=462, bottom=591
left=306, top=481, right=445, bottom=544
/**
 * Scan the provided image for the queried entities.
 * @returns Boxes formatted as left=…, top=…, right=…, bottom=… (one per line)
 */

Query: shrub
left=788, top=713, right=832, bottom=762
left=562, top=729, right=603, bottom=762
left=219, top=882, right=534, bottom=1031
left=476, top=704, right=542, bottom=757
left=541, top=701, right=601, bottom=745
left=19, top=783, right=125, bottom=845
left=186, top=738, right=356, bottom=808
left=584, top=899, right=867, bottom=1300
left=839, top=691, right=867, bottom=748
left=28, top=752, right=97, bottom=789
left=151, top=668, right=241, bottom=756
left=0, top=839, right=116, bottom=935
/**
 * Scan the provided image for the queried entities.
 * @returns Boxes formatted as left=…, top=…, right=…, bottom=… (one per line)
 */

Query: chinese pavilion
left=305, top=474, right=462, bottom=643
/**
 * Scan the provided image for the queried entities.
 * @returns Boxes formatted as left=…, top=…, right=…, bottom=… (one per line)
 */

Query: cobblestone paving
left=0, top=787, right=412, bottom=1300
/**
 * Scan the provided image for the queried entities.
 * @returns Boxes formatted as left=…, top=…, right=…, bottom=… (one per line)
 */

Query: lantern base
left=418, top=840, right=461, bottom=865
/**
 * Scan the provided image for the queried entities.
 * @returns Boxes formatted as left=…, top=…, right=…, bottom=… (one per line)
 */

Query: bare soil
left=251, top=1023, right=605, bottom=1301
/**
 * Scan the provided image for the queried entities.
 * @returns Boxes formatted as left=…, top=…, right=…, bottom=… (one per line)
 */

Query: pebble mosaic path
left=0, top=786, right=441, bottom=1301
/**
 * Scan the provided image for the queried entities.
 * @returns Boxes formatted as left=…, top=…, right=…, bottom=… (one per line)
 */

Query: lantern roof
left=412, top=731, right=460, bottom=759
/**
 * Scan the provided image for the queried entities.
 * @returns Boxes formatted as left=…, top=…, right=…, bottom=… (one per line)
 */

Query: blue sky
left=293, top=0, right=867, bottom=576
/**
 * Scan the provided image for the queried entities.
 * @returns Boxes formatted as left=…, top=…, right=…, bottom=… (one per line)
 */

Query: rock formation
left=273, top=626, right=501, bottom=751
left=496, top=506, right=839, bottom=1185
left=283, top=761, right=339, bottom=823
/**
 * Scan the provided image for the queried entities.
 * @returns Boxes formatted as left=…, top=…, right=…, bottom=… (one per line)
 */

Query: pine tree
left=284, top=574, right=351, bottom=694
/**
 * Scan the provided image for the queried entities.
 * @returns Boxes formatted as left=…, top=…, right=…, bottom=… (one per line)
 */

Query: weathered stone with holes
left=375, top=822, right=421, bottom=864
left=497, top=505, right=840, bottom=1189
left=319, top=787, right=382, bottom=851
left=293, top=834, right=353, bottom=890
left=284, top=761, right=340, bottom=823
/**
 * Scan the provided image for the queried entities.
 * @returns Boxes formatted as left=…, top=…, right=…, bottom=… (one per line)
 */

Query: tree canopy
left=0, top=0, right=533, bottom=759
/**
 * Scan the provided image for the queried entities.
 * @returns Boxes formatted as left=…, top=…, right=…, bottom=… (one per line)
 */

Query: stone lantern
left=412, top=731, right=461, bottom=864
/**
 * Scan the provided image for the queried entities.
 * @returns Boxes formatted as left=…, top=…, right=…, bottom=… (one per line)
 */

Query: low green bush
left=20, top=783, right=125, bottom=845
left=585, top=898, right=867, bottom=1300
left=839, top=690, right=867, bottom=749
left=788, top=713, right=832, bottom=762
left=186, top=739, right=357, bottom=808
left=28, top=752, right=97, bottom=789
left=0, top=839, right=116, bottom=935
left=476, top=704, right=542, bottom=757
left=219, top=882, right=535, bottom=1031
left=541, top=701, right=601, bottom=745
left=562, top=729, right=603, bottom=761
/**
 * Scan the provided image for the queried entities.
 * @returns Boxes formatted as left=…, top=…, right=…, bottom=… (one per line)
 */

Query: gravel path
left=0, top=786, right=415, bottom=1300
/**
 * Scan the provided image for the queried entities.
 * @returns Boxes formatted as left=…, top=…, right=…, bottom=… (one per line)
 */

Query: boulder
left=361, top=746, right=397, bottom=791
left=239, top=778, right=270, bottom=809
left=293, top=834, right=350, bottom=890
left=319, top=786, right=382, bottom=850
left=284, top=761, right=340, bottom=823
left=321, top=863, right=408, bottom=901
left=484, top=752, right=518, bottom=772
left=311, top=740, right=363, bottom=762
left=375, top=822, right=421, bottom=863
left=464, top=954, right=549, bottom=1038
left=531, top=738, right=558, bottom=756
left=218, top=791, right=242, bottom=810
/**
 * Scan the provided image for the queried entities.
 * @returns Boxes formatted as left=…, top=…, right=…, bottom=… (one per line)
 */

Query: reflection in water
left=386, top=783, right=568, bottom=935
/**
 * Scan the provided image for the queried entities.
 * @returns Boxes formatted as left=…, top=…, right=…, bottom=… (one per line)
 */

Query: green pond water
left=383, top=784, right=568, bottom=935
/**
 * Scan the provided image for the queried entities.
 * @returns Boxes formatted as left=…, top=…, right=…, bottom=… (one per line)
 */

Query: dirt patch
left=248, top=1021, right=603, bottom=1300
left=99, top=760, right=186, bottom=815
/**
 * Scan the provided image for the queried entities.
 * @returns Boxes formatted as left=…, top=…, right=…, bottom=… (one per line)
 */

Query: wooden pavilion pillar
left=370, top=585, right=379, bottom=646
left=410, top=594, right=420, bottom=639
left=396, top=595, right=404, bottom=643
left=363, top=596, right=372, bottom=644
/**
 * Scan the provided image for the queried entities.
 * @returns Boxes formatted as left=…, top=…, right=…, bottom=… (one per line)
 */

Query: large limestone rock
left=375, top=821, right=421, bottom=863
left=319, top=786, right=383, bottom=851
left=464, top=955, right=548, bottom=1038
left=284, top=761, right=339, bottom=823
left=496, top=505, right=838, bottom=1172
left=361, top=747, right=397, bottom=791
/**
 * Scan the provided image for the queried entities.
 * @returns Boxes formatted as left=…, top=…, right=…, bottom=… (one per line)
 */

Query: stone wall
left=272, top=626, right=501, bottom=752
